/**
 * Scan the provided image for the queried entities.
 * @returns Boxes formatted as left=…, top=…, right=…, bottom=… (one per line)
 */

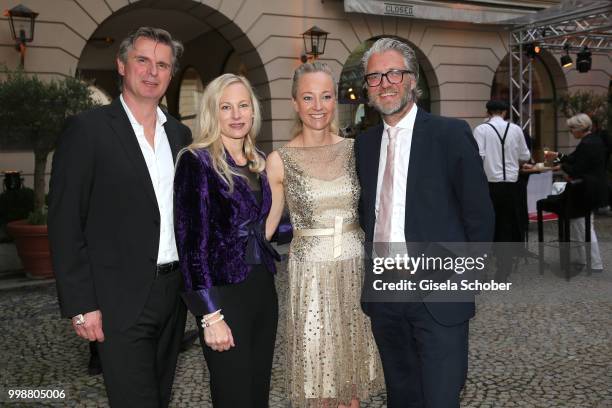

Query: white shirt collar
left=119, top=94, right=167, bottom=128
left=487, top=115, right=506, bottom=125
left=382, top=103, right=418, bottom=134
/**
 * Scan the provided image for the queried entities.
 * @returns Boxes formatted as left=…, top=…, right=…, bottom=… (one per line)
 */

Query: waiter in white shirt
left=473, top=99, right=531, bottom=242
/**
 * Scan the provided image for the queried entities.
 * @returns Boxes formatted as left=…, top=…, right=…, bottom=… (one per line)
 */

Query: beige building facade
left=0, top=0, right=610, bottom=188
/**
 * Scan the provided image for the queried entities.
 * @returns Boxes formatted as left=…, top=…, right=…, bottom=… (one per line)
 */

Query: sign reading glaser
left=384, top=3, right=414, bottom=17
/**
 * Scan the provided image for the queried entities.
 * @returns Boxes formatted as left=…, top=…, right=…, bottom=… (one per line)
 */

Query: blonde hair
left=567, top=113, right=592, bottom=132
left=290, top=62, right=339, bottom=138
left=187, top=74, right=263, bottom=192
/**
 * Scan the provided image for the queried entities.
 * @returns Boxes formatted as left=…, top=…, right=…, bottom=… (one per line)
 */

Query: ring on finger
left=73, top=314, right=86, bottom=326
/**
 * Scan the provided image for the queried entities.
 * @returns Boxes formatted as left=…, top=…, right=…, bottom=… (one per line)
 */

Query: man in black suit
left=49, top=27, right=191, bottom=407
left=355, top=38, right=494, bottom=408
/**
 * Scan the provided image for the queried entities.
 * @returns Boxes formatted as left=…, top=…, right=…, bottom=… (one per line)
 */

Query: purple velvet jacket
left=174, top=148, right=278, bottom=315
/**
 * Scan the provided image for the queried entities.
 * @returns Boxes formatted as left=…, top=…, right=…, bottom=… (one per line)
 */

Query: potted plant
left=0, top=69, right=98, bottom=278
left=559, top=89, right=608, bottom=130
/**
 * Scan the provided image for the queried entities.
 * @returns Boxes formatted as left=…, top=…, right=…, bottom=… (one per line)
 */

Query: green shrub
left=0, top=69, right=99, bottom=220
left=559, top=90, right=608, bottom=130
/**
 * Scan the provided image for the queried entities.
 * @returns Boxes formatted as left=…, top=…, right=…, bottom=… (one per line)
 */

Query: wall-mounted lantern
left=3, top=4, right=38, bottom=67
left=302, top=25, right=329, bottom=60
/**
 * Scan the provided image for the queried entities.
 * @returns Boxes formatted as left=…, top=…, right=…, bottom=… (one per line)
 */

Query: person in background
left=545, top=113, right=607, bottom=273
left=473, top=100, right=531, bottom=243
left=174, top=73, right=279, bottom=407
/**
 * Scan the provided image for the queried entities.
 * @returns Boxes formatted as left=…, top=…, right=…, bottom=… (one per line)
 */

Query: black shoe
left=88, top=352, right=102, bottom=375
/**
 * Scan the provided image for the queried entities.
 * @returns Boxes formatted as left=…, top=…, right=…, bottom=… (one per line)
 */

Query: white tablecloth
left=527, top=171, right=553, bottom=213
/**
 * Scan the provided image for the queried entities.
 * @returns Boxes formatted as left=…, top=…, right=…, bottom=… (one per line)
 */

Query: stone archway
left=491, top=50, right=568, bottom=151
left=74, top=0, right=271, bottom=137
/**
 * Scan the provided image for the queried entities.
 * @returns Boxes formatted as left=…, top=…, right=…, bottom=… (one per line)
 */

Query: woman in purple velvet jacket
left=174, top=73, right=279, bottom=407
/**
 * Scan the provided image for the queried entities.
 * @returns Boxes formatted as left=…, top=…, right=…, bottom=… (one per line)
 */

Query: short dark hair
left=116, top=27, right=184, bottom=89
left=486, top=99, right=509, bottom=115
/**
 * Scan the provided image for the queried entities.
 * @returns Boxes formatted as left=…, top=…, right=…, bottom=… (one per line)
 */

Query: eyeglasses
left=364, top=69, right=412, bottom=87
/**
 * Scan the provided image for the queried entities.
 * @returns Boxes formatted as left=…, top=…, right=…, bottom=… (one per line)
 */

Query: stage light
left=576, top=46, right=591, bottom=73
left=525, top=43, right=541, bottom=58
left=560, top=44, right=573, bottom=68
left=560, top=54, right=573, bottom=67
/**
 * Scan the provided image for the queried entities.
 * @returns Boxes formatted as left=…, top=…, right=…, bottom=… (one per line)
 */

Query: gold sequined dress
left=278, top=139, right=383, bottom=407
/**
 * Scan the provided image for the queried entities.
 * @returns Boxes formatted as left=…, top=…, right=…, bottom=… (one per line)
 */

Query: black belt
left=155, top=261, right=179, bottom=277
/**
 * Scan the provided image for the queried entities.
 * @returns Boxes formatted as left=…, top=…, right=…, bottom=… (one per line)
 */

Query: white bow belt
left=292, top=216, right=359, bottom=259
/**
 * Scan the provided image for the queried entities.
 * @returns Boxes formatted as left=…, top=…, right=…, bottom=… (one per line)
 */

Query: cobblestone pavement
left=1, top=217, right=611, bottom=407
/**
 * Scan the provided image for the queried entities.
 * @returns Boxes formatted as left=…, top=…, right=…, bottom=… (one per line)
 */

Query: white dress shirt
left=374, top=104, right=418, bottom=243
left=120, top=95, right=178, bottom=264
left=473, top=115, right=531, bottom=183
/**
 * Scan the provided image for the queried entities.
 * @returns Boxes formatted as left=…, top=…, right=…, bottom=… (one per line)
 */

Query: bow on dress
left=238, top=219, right=281, bottom=266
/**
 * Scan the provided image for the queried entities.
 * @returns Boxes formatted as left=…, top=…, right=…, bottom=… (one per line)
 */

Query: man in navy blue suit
left=355, top=38, right=494, bottom=408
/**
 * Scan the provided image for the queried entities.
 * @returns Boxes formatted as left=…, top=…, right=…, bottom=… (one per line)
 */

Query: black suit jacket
left=49, top=99, right=192, bottom=331
left=355, top=109, right=494, bottom=325
left=560, top=132, right=608, bottom=209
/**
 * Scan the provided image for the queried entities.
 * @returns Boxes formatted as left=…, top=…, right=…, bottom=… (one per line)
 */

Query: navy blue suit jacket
left=355, top=108, right=494, bottom=325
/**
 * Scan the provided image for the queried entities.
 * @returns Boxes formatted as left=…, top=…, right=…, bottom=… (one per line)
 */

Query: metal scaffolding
left=507, top=0, right=612, bottom=137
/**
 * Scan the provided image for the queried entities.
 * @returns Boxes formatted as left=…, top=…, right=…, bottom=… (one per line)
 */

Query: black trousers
left=488, top=181, right=524, bottom=242
left=370, top=302, right=469, bottom=408
left=197, top=266, right=278, bottom=408
left=489, top=182, right=524, bottom=279
left=97, top=269, right=187, bottom=408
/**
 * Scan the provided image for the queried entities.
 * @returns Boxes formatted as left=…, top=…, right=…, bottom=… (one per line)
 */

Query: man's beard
left=369, top=84, right=412, bottom=116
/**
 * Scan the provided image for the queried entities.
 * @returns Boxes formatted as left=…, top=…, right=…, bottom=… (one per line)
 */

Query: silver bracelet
left=201, top=309, right=221, bottom=325
left=203, top=314, right=224, bottom=328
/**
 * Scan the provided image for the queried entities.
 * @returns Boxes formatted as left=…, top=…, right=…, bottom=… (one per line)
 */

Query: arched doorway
left=491, top=50, right=567, bottom=152
left=177, top=67, right=204, bottom=135
left=74, top=0, right=271, bottom=136
left=338, top=36, right=439, bottom=136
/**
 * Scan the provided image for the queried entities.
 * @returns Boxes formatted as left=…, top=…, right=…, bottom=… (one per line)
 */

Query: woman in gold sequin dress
left=266, top=62, right=383, bottom=408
